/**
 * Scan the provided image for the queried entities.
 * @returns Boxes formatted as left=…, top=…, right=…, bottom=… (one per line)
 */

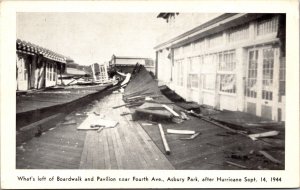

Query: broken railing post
left=158, top=124, right=170, bottom=155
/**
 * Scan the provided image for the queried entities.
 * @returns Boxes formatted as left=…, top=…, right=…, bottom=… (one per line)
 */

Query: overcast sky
left=17, top=13, right=166, bottom=65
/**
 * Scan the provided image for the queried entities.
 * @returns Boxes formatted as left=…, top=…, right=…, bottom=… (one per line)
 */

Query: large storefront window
left=246, top=50, right=258, bottom=98
left=279, top=57, right=285, bottom=102
left=220, top=74, right=236, bottom=93
left=218, top=51, right=236, bottom=93
left=262, top=48, right=274, bottom=100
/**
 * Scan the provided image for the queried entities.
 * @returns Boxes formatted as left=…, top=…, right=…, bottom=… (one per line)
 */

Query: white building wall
left=155, top=14, right=285, bottom=121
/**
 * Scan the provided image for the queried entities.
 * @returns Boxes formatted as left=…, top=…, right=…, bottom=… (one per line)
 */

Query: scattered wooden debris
left=113, top=103, right=129, bottom=109
left=171, top=117, right=184, bottom=124
left=248, top=131, right=280, bottom=141
left=180, top=111, right=190, bottom=120
left=225, top=161, right=247, bottom=169
left=162, top=104, right=180, bottom=117
left=258, top=150, right=282, bottom=164
left=167, top=129, right=195, bottom=135
left=188, top=110, right=247, bottom=136
left=158, top=124, right=170, bottom=155
left=180, top=132, right=201, bottom=140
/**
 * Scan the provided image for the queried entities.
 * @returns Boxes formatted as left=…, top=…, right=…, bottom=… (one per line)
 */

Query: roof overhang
left=16, top=39, right=67, bottom=64
left=154, top=13, right=267, bottom=50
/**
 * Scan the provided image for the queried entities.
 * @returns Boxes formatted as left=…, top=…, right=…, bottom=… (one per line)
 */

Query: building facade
left=155, top=13, right=286, bottom=121
left=16, top=39, right=67, bottom=91
left=109, top=54, right=155, bottom=74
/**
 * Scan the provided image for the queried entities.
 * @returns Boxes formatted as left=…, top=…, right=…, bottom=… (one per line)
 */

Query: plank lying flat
left=79, top=93, right=174, bottom=169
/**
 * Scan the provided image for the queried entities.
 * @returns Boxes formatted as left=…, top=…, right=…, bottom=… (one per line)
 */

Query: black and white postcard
left=1, top=0, right=299, bottom=189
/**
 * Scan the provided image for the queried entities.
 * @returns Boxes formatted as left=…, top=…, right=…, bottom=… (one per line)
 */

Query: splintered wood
left=79, top=93, right=174, bottom=169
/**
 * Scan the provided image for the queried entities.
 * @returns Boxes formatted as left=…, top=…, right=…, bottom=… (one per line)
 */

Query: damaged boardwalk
left=16, top=93, right=174, bottom=169
left=79, top=93, right=174, bottom=169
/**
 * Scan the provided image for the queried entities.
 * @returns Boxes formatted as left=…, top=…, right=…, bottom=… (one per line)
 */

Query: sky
left=17, top=13, right=166, bottom=65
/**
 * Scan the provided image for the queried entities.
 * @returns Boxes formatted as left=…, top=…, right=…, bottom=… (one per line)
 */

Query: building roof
left=16, top=39, right=67, bottom=63
left=154, top=13, right=267, bottom=50
left=111, top=54, right=152, bottom=60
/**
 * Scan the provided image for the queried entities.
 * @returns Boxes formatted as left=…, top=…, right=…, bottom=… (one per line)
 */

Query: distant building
left=155, top=13, right=286, bottom=121
left=109, top=54, right=155, bottom=74
left=16, top=39, right=67, bottom=90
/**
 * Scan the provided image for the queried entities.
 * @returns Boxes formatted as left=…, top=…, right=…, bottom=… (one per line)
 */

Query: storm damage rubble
left=111, top=64, right=285, bottom=169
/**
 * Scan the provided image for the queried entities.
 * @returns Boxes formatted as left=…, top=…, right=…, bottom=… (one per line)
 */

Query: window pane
left=220, top=74, right=236, bottom=93
left=262, top=48, right=274, bottom=100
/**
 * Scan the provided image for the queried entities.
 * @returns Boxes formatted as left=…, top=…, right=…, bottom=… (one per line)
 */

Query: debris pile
left=74, top=63, right=285, bottom=169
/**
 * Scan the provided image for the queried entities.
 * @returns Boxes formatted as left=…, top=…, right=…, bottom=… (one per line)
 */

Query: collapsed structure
left=155, top=13, right=285, bottom=121
left=16, top=39, right=68, bottom=91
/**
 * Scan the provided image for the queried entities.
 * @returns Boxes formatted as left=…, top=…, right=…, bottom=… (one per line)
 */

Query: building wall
left=16, top=52, right=63, bottom=90
left=156, top=14, right=285, bottom=121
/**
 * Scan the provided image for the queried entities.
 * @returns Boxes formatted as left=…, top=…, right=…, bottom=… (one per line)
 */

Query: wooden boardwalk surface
left=79, top=93, right=174, bottom=169
left=16, top=93, right=174, bottom=169
left=16, top=91, right=283, bottom=170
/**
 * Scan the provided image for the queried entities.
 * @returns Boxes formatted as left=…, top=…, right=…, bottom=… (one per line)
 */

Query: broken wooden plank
left=121, top=73, right=131, bottom=86
left=113, top=103, right=129, bottom=109
left=258, top=150, right=282, bottom=164
left=248, top=131, right=280, bottom=141
left=162, top=104, right=180, bottom=117
left=167, top=129, right=195, bottom=135
left=180, top=132, right=201, bottom=140
left=225, top=161, right=247, bottom=169
left=158, top=124, right=170, bottom=155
